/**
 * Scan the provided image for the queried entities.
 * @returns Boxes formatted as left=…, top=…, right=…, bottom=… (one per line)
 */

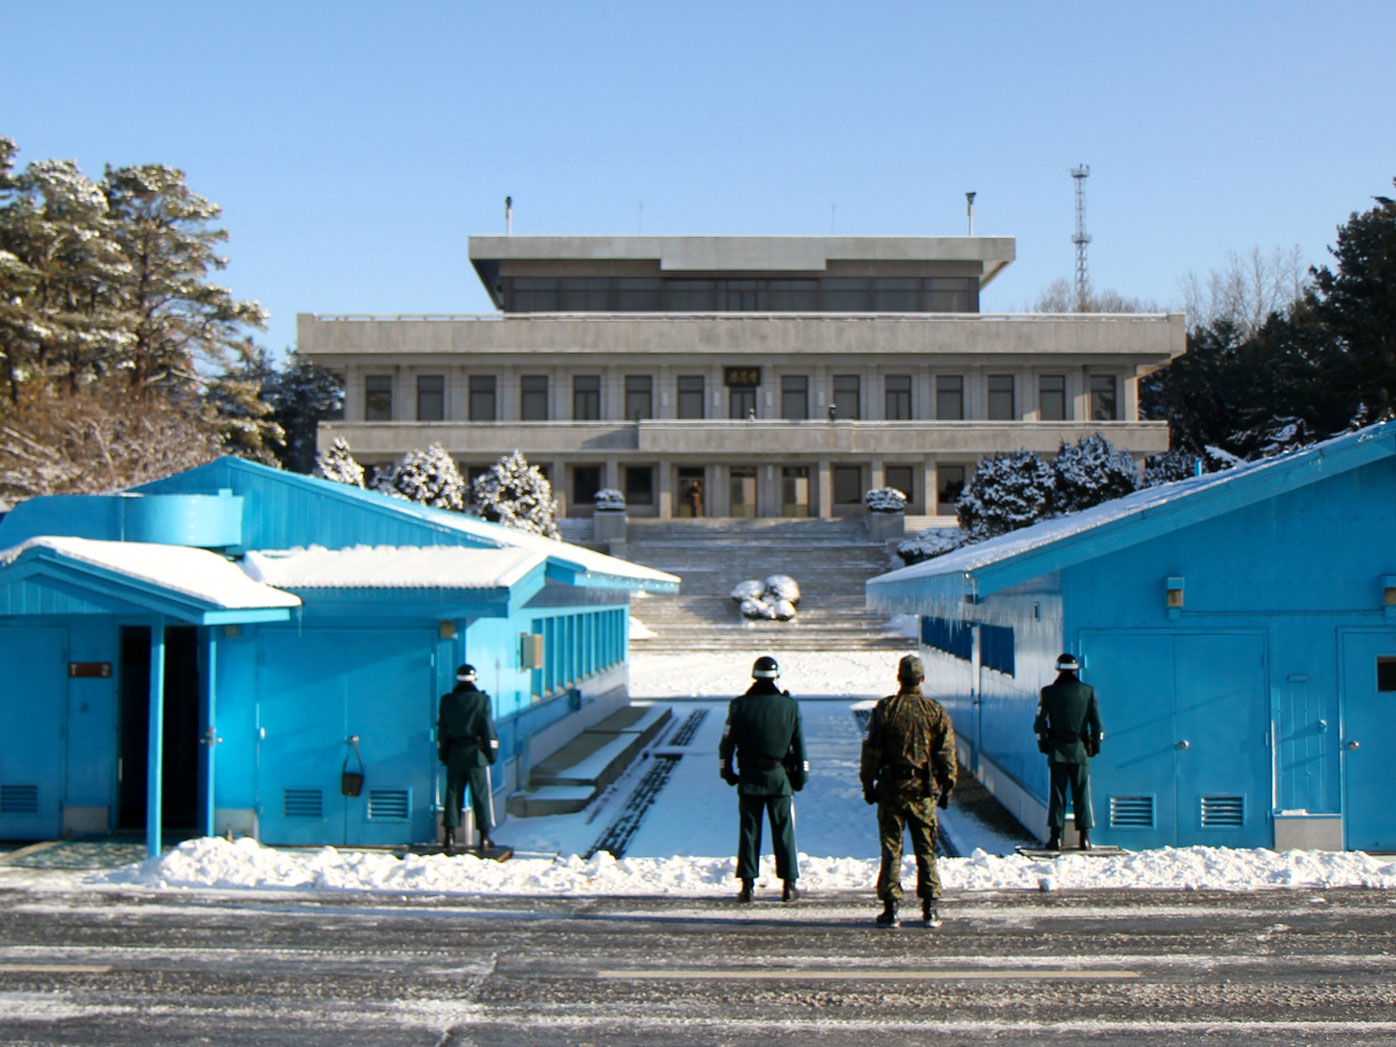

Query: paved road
left=2, top=884, right=1396, bottom=1045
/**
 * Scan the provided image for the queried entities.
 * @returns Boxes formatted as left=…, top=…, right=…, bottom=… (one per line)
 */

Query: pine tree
left=203, top=346, right=284, bottom=466
left=266, top=351, right=344, bottom=472
left=376, top=443, right=466, bottom=510
left=955, top=450, right=1055, bottom=542
left=1051, top=434, right=1140, bottom=514
left=470, top=450, right=560, bottom=538
left=312, top=438, right=365, bottom=488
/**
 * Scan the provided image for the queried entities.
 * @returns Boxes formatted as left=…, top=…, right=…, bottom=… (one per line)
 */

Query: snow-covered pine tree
left=1051, top=433, right=1140, bottom=514
left=312, top=438, right=365, bottom=488
left=955, top=450, right=1055, bottom=541
left=470, top=449, right=560, bottom=538
left=375, top=443, right=466, bottom=510
left=266, top=351, right=344, bottom=473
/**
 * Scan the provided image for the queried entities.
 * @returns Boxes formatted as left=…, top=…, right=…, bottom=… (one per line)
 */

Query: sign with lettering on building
left=68, top=662, right=112, bottom=679
left=724, top=367, right=761, bottom=388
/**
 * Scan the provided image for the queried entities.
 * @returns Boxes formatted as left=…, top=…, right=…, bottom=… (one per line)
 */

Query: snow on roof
left=241, top=545, right=546, bottom=590
left=0, top=537, right=300, bottom=609
left=869, top=422, right=1396, bottom=609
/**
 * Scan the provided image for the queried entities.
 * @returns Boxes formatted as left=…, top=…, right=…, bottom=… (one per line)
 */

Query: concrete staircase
left=618, top=517, right=912, bottom=653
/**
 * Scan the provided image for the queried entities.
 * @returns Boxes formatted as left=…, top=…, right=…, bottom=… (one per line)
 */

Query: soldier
left=860, top=654, right=956, bottom=927
left=719, top=655, right=808, bottom=903
left=1034, top=652, right=1103, bottom=851
left=437, top=663, right=500, bottom=853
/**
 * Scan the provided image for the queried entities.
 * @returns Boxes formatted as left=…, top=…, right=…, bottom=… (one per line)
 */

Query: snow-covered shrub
left=956, top=450, right=1055, bottom=542
left=595, top=488, right=626, bottom=510
left=375, top=443, right=466, bottom=510
left=896, top=528, right=965, bottom=566
left=312, top=438, right=365, bottom=488
left=470, top=450, right=560, bottom=538
left=730, top=579, right=765, bottom=602
left=1051, top=433, right=1140, bottom=514
left=764, top=575, right=801, bottom=604
left=770, top=599, right=797, bottom=621
left=739, top=597, right=767, bottom=619
left=864, top=487, right=908, bottom=513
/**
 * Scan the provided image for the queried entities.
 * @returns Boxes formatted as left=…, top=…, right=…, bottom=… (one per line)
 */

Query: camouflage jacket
left=860, top=686, right=957, bottom=802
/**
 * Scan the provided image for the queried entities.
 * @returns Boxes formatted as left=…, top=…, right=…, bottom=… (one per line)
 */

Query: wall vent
left=0, top=785, right=39, bottom=815
left=1200, top=795, right=1245, bottom=828
left=368, top=789, right=410, bottom=821
left=1109, top=795, right=1155, bottom=829
left=283, top=789, right=324, bottom=819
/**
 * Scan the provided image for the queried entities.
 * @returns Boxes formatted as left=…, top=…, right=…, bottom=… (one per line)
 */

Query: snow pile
left=594, top=488, right=625, bottom=511
left=731, top=574, right=801, bottom=620
left=863, top=487, right=907, bottom=513
left=99, top=836, right=1396, bottom=896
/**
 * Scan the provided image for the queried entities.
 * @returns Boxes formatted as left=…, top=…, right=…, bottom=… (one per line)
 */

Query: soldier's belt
left=742, top=757, right=783, bottom=771
left=884, top=764, right=924, bottom=781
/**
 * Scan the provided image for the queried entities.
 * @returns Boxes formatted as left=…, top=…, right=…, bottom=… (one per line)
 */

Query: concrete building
left=300, top=236, right=1185, bottom=520
left=866, top=422, right=1396, bottom=853
left=0, top=459, right=677, bottom=854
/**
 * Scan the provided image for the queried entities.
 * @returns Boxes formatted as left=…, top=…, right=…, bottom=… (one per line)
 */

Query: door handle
left=1176, top=739, right=1190, bottom=750
left=1348, top=740, right=1361, bottom=750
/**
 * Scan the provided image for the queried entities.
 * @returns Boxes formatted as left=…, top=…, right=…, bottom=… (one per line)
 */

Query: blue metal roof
left=867, top=422, right=1396, bottom=613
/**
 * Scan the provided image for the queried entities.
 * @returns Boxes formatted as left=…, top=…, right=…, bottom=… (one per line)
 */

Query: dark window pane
left=573, top=375, right=601, bottom=420
left=886, top=465, right=914, bottom=502
left=719, top=279, right=764, bottom=310
left=1039, top=374, right=1067, bottom=421
left=782, top=466, right=810, bottom=516
left=936, top=375, right=963, bottom=420
left=625, top=465, right=654, bottom=504
left=885, top=374, right=912, bottom=420
left=821, top=277, right=868, bottom=311
left=833, top=465, right=862, bottom=505
left=988, top=374, right=1015, bottom=420
left=625, top=375, right=653, bottom=420
left=509, top=277, right=559, bottom=312
left=615, top=278, right=661, bottom=311
left=1090, top=374, right=1118, bottom=421
left=365, top=375, right=393, bottom=421
left=832, top=375, right=861, bottom=419
left=573, top=465, right=602, bottom=505
left=416, top=375, right=444, bottom=421
left=559, top=277, right=611, bottom=311
left=872, top=277, right=922, bottom=312
left=928, top=278, right=978, bottom=313
left=469, top=376, right=496, bottom=421
left=769, top=279, right=819, bottom=311
left=937, top=464, right=966, bottom=514
left=730, top=466, right=757, bottom=517
left=665, top=279, right=716, bottom=310
left=730, top=386, right=757, bottom=420
left=520, top=375, right=548, bottom=421
left=677, top=375, right=705, bottom=419
left=781, top=375, right=809, bottom=420
left=1378, top=657, right=1396, bottom=692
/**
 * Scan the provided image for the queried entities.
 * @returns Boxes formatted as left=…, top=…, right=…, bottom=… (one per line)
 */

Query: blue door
left=1081, top=630, right=1269, bottom=848
left=0, top=627, right=66, bottom=839
left=256, top=629, right=435, bottom=846
left=1340, top=630, right=1396, bottom=850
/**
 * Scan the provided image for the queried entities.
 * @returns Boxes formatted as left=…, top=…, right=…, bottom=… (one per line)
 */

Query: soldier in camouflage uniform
left=1034, top=652, right=1103, bottom=851
left=860, top=654, right=957, bottom=926
left=719, top=655, right=809, bottom=903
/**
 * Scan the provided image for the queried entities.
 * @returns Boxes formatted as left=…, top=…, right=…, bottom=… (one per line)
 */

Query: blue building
left=867, top=423, right=1396, bottom=852
left=0, top=459, right=677, bottom=854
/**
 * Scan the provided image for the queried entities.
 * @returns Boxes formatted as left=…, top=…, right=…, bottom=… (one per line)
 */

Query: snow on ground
left=53, top=647, right=1396, bottom=898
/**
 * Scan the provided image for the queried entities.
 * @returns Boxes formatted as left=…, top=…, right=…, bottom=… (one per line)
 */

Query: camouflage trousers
left=876, top=795, right=940, bottom=902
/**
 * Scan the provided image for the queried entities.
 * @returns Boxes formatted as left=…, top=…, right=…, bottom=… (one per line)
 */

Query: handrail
left=306, top=311, right=1180, bottom=325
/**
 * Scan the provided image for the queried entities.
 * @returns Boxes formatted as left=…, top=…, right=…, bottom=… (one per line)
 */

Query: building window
left=987, top=375, right=1016, bottom=421
left=781, top=376, right=809, bottom=421
left=832, top=375, right=861, bottom=420
left=521, top=375, right=549, bottom=421
left=468, top=376, right=496, bottom=421
left=885, top=465, right=914, bottom=504
left=872, top=278, right=921, bottom=312
left=1039, top=375, right=1067, bottom=421
left=365, top=375, right=393, bottom=421
left=730, top=467, right=757, bottom=518
left=416, top=375, right=445, bottom=421
left=730, top=386, right=757, bottom=420
left=1378, top=657, right=1396, bottom=692
left=625, top=375, right=653, bottom=420
left=769, top=279, right=819, bottom=311
left=677, top=375, right=705, bottom=420
left=573, top=375, right=601, bottom=421
left=666, top=279, right=716, bottom=310
left=625, top=465, right=654, bottom=505
left=885, top=375, right=912, bottom=420
left=559, top=277, right=610, bottom=311
left=936, top=375, right=964, bottom=420
left=573, top=465, right=601, bottom=506
left=937, top=464, right=966, bottom=514
left=615, top=278, right=662, bottom=311
left=822, top=278, right=868, bottom=311
left=509, top=277, right=559, bottom=312
left=781, top=466, right=810, bottom=517
left=833, top=465, right=862, bottom=505
left=1090, top=375, right=1118, bottom=420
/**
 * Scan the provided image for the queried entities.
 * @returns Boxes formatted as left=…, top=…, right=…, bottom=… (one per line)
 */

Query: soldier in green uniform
left=719, top=655, right=808, bottom=903
left=1034, top=652, right=1103, bottom=851
left=860, top=654, right=957, bottom=927
left=438, top=664, right=500, bottom=854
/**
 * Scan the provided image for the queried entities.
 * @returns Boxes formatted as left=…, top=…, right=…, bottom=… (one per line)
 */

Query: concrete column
left=657, top=463, right=674, bottom=519
left=816, top=457, right=833, bottom=518
left=552, top=457, right=568, bottom=517
left=922, top=458, right=938, bottom=516
left=604, top=457, right=620, bottom=493
left=713, top=465, right=730, bottom=516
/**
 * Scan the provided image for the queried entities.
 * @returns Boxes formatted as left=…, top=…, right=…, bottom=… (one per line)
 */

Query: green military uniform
left=1034, top=668, right=1103, bottom=838
left=719, top=677, right=808, bottom=884
left=438, top=677, right=499, bottom=840
left=860, top=672, right=957, bottom=904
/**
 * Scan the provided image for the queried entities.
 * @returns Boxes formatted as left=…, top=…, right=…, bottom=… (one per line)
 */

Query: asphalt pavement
left=2, top=881, right=1396, bottom=1046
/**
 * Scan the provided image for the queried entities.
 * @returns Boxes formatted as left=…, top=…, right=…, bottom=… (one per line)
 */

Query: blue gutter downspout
left=201, top=630, right=218, bottom=837
left=146, top=618, right=166, bottom=858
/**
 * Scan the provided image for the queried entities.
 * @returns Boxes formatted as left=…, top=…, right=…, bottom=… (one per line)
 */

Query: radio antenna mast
left=1071, top=166, right=1091, bottom=311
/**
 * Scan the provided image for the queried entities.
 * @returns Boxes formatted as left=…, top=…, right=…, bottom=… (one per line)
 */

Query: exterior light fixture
left=1382, top=575, right=1396, bottom=619
left=1166, top=577, right=1185, bottom=619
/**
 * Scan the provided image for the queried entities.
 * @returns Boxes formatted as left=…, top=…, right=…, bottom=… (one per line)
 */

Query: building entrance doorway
left=118, top=625, right=202, bottom=832
left=730, top=468, right=757, bottom=518
left=676, top=468, right=705, bottom=517
left=781, top=466, right=811, bottom=517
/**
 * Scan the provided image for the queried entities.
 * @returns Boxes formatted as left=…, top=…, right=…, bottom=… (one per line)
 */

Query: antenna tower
left=1070, top=166, right=1091, bottom=310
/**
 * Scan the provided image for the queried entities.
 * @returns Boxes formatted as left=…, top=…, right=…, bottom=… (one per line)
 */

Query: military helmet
left=898, top=654, right=925, bottom=681
left=752, top=655, right=780, bottom=679
left=1055, top=653, right=1080, bottom=672
left=456, top=664, right=477, bottom=681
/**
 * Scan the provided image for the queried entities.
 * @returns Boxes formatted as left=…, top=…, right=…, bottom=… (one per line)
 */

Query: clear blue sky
left=8, top=0, right=1394, bottom=355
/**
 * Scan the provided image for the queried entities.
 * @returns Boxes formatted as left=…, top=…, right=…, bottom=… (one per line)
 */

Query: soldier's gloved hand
left=721, top=767, right=739, bottom=787
left=863, top=787, right=877, bottom=806
left=937, top=789, right=952, bottom=810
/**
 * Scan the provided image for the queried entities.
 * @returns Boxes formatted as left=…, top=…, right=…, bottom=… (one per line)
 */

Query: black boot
left=875, top=900, right=899, bottom=926
left=1078, top=829, right=1091, bottom=851
left=443, top=829, right=455, bottom=855
left=737, top=878, right=754, bottom=904
left=921, top=899, right=942, bottom=927
left=782, top=880, right=799, bottom=903
left=481, top=836, right=495, bottom=851
left=1045, top=830, right=1061, bottom=851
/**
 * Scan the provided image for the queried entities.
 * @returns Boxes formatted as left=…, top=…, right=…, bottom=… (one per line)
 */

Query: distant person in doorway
left=860, top=654, right=957, bottom=927
left=1034, top=652, right=1103, bottom=851
left=438, top=663, right=500, bottom=853
left=719, top=655, right=808, bottom=903
left=686, top=478, right=704, bottom=517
